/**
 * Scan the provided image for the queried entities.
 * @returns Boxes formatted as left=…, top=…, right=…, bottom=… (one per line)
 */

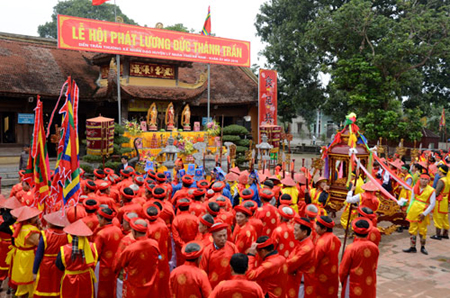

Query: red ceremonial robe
left=271, top=221, right=296, bottom=258
left=116, top=236, right=161, bottom=298
left=232, top=222, right=257, bottom=254
left=315, top=231, right=341, bottom=298
left=339, top=238, right=379, bottom=298
left=248, top=217, right=264, bottom=239
left=169, top=261, right=212, bottom=298
left=360, top=192, right=380, bottom=212
left=255, top=203, right=279, bottom=237
left=94, top=223, right=123, bottom=298
left=0, top=230, right=11, bottom=281
left=147, top=218, right=172, bottom=298
left=172, top=210, right=199, bottom=266
left=117, top=202, right=144, bottom=224
left=247, top=252, right=288, bottom=298
left=209, top=275, right=264, bottom=298
left=34, top=228, right=69, bottom=298
left=60, top=242, right=98, bottom=298
left=286, top=236, right=316, bottom=298
left=190, top=201, right=207, bottom=217
left=199, top=241, right=238, bottom=289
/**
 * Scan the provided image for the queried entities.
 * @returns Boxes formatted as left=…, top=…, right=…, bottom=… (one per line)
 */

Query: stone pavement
left=1, top=188, right=449, bottom=297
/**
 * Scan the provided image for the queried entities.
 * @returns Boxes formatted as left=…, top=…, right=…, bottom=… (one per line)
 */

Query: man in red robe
left=246, top=236, right=288, bottom=298
left=172, top=199, right=199, bottom=266
left=171, top=175, right=194, bottom=205
left=315, top=215, right=341, bottom=298
left=94, top=207, right=123, bottom=298
left=33, top=211, right=70, bottom=298
left=82, top=199, right=100, bottom=233
left=271, top=205, right=296, bottom=258
left=115, top=218, right=161, bottom=297
left=199, top=222, right=238, bottom=288
left=232, top=206, right=257, bottom=254
left=169, top=241, right=212, bottom=297
left=209, top=253, right=264, bottom=298
left=145, top=205, right=171, bottom=298
left=255, top=188, right=279, bottom=237
left=56, top=219, right=98, bottom=298
left=190, top=188, right=207, bottom=217
left=340, top=218, right=380, bottom=298
left=117, top=187, right=144, bottom=223
left=150, top=187, right=175, bottom=229
left=286, top=217, right=316, bottom=298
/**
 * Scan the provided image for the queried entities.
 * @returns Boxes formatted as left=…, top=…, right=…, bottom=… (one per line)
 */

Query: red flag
left=92, top=0, right=108, bottom=5
left=201, top=6, right=211, bottom=35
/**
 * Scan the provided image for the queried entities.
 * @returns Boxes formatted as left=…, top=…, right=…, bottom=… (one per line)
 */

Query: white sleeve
left=405, top=178, right=412, bottom=186
left=383, top=171, right=390, bottom=184
left=423, top=191, right=436, bottom=216
left=346, top=191, right=361, bottom=204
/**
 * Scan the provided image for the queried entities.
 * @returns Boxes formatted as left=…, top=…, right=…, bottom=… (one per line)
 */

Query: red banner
left=57, top=15, right=250, bottom=67
left=258, top=69, right=278, bottom=131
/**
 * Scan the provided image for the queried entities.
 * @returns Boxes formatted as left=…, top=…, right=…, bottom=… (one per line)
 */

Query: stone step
left=0, top=177, right=17, bottom=187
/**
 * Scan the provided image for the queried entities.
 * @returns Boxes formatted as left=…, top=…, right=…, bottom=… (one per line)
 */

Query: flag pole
left=114, top=0, right=122, bottom=125
left=207, top=64, right=210, bottom=121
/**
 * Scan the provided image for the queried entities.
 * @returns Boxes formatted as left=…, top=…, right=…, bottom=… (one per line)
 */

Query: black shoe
left=442, top=235, right=449, bottom=239
left=431, top=235, right=442, bottom=240
left=403, top=247, right=417, bottom=253
left=397, top=227, right=404, bottom=233
left=421, top=246, right=428, bottom=255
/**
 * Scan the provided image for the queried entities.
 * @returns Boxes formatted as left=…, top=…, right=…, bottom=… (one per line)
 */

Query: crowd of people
left=2, top=149, right=447, bottom=298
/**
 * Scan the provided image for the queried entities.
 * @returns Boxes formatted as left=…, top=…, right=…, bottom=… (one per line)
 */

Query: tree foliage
left=256, top=0, right=450, bottom=141
left=164, top=23, right=194, bottom=33
left=38, top=0, right=137, bottom=38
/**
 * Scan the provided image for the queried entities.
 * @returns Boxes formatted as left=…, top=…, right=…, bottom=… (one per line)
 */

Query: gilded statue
left=147, top=103, right=158, bottom=130
left=165, top=102, right=175, bottom=131
left=181, top=104, right=191, bottom=131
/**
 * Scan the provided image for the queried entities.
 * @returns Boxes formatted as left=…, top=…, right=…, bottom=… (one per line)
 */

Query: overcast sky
left=0, top=0, right=269, bottom=67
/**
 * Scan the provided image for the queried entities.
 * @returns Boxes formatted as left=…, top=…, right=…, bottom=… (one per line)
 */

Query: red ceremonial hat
left=420, top=173, right=430, bottom=179
left=305, top=204, right=319, bottom=218
left=1, top=196, right=22, bottom=210
left=259, top=189, right=274, bottom=200
left=83, top=199, right=99, bottom=211
left=279, top=194, right=292, bottom=205
left=242, top=200, right=257, bottom=213
left=182, top=241, right=204, bottom=260
left=357, top=205, right=376, bottom=220
left=234, top=205, right=252, bottom=217
left=193, top=188, right=206, bottom=197
left=85, top=180, right=97, bottom=191
left=93, top=169, right=106, bottom=179
left=206, top=202, right=220, bottom=216
left=278, top=205, right=295, bottom=220
left=209, top=222, right=228, bottom=234
left=215, top=196, right=227, bottom=207
left=256, top=238, right=274, bottom=250
left=103, top=168, right=114, bottom=176
left=98, top=208, right=116, bottom=220
left=97, top=181, right=111, bottom=191
left=197, top=180, right=210, bottom=189
left=317, top=216, right=335, bottom=229
left=152, top=187, right=167, bottom=199
left=64, top=219, right=93, bottom=237
left=212, top=181, right=225, bottom=192
left=124, top=212, right=139, bottom=223
left=389, top=160, right=402, bottom=170
left=108, top=174, right=120, bottom=184
left=182, top=175, right=194, bottom=185
left=134, top=176, right=145, bottom=186
left=145, top=182, right=155, bottom=192
left=156, top=173, right=167, bottom=182
left=125, top=166, right=135, bottom=175
left=147, top=170, right=156, bottom=179
left=294, top=217, right=313, bottom=229
left=225, top=172, right=239, bottom=182
left=177, top=199, right=192, bottom=208
left=352, top=217, right=373, bottom=235
left=121, top=187, right=136, bottom=200
left=240, top=188, right=254, bottom=201
left=281, top=176, right=296, bottom=187
left=130, top=218, right=148, bottom=233
left=144, top=204, right=160, bottom=221
left=294, top=173, right=307, bottom=185
left=199, top=216, right=214, bottom=228
left=11, top=206, right=42, bottom=223
left=43, top=210, right=70, bottom=228
left=120, top=169, right=132, bottom=177
left=361, top=181, right=378, bottom=192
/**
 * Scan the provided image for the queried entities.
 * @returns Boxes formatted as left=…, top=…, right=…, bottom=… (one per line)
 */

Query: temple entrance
left=0, top=112, right=15, bottom=143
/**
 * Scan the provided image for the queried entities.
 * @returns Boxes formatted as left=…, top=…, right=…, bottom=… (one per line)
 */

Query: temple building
left=0, top=32, right=258, bottom=155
